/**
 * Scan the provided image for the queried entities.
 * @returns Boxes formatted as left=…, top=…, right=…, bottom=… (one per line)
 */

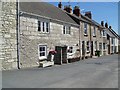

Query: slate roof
left=106, top=29, right=115, bottom=38
left=109, top=28, right=120, bottom=39
left=19, top=2, right=78, bottom=25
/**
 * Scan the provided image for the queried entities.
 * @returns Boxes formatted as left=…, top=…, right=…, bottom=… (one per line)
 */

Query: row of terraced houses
left=1, top=1, right=120, bottom=70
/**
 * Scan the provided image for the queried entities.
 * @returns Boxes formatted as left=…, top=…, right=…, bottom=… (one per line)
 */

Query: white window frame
left=84, top=23, right=87, bottom=35
left=99, top=43, right=102, bottom=50
left=86, top=41, right=90, bottom=52
left=103, top=43, right=106, bottom=50
left=38, top=20, right=50, bottom=33
left=93, top=26, right=96, bottom=36
left=100, top=30, right=102, bottom=37
left=38, top=45, right=47, bottom=59
left=63, top=25, right=71, bottom=34
left=94, top=41, right=97, bottom=51
left=102, top=30, right=106, bottom=37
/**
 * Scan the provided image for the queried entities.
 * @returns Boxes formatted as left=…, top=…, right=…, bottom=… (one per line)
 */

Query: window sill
left=102, top=36, right=106, bottom=38
left=86, top=51, right=90, bottom=53
left=84, top=34, right=88, bottom=36
left=39, top=56, right=47, bottom=61
left=93, top=35, right=96, bottom=37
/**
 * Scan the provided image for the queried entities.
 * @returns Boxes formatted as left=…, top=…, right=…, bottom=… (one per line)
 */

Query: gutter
left=16, top=1, right=20, bottom=69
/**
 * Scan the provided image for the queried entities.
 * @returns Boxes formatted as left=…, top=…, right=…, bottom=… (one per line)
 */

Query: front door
left=91, top=41, right=93, bottom=56
left=82, top=41, right=85, bottom=56
left=108, top=45, right=110, bottom=54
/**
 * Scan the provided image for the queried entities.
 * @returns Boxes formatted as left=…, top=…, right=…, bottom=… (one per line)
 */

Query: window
left=84, top=23, right=87, bottom=35
left=38, top=21, right=49, bottom=33
left=46, top=22, right=49, bottom=32
left=94, top=41, right=97, bottom=50
left=93, top=27, right=96, bottom=36
left=39, top=45, right=47, bottom=58
left=103, top=43, right=106, bottom=50
left=86, top=41, right=89, bottom=51
left=111, top=38, right=114, bottom=44
left=103, top=30, right=106, bottom=37
left=99, top=43, right=102, bottom=50
left=38, top=21, right=41, bottom=31
left=63, top=25, right=71, bottom=34
left=68, top=46, right=73, bottom=53
left=100, top=30, right=102, bottom=37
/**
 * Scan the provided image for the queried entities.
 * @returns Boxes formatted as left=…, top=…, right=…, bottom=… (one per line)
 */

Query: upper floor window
left=103, top=30, right=106, bottom=37
left=100, top=30, right=102, bottom=37
left=84, top=23, right=87, bottom=35
left=93, top=27, right=96, bottom=36
left=63, top=25, right=71, bottom=34
left=38, top=21, right=49, bottom=33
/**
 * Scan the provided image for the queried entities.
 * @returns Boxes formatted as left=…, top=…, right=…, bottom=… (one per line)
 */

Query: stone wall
left=19, top=16, right=80, bottom=68
left=0, top=1, right=17, bottom=70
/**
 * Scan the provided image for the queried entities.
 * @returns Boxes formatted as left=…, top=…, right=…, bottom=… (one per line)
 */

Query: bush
left=95, top=50, right=101, bottom=57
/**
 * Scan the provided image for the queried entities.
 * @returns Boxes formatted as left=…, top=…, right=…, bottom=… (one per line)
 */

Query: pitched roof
left=109, top=28, right=120, bottom=39
left=106, top=29, right=115, bottom=38
left=19, top=2, right=78, bottom=25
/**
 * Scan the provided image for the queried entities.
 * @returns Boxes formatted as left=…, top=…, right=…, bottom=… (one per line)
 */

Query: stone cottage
left=18, top=2, right=81, bottom=68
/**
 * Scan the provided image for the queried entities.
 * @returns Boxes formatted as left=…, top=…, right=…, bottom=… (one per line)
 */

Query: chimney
left=73, top=6, right=81, bottom=17
left=105, top=22, right=108, bottom=28
left=85, top=11, right=92, bottom=19
left=101, top=21, right=104, bottom=26
left=58, top=2, right=62, bottom=9
left=64, top=5, right=72, bottom=14
left=109, top=26, right=112, bottom=29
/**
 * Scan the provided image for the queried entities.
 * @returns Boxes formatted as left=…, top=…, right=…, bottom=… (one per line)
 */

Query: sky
left=49, top=2, right=118, bottom=34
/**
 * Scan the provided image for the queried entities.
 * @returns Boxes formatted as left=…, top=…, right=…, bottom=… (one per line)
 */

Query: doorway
left=54, top=46, right=67, bottom=65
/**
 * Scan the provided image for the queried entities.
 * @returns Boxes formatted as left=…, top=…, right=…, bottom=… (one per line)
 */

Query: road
left=2, top=54, right=118, bottom=88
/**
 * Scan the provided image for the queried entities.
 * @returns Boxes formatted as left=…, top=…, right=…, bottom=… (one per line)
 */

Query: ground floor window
left=99, top=43, right=102, bottom=50
left=103, top=43, right=106, bottom=50
left=94, top=41, right=97, bottom=50
left=39, top=45, right=47, bottom=59
left=86, top=41, right=90, bottom=51
left=67, top=46, right=73, bottom=53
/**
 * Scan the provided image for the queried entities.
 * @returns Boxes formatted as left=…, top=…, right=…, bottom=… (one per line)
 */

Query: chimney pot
left=73, top=6, right=81, bottom=17
left=85, top=11, right=92, bottom=19
left=109, top=26, right=112, bottom=29
left=101, top=21, right=104, bottom=26
left=64, top=5, right=72, bottom=14
left=58, top=2, right=62, bottom=8
left=105, top=22, right=108, bottom=28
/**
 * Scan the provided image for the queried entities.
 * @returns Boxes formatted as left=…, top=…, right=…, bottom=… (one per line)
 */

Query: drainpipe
left=16, top=0, right=20, bottom=69
left=79, top=22, right=81, bottom=59
left=90, top=24, right=92, bottom=57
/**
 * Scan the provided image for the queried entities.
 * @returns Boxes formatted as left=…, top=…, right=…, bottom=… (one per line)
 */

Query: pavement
left=2, top=54, right=119, bottom=88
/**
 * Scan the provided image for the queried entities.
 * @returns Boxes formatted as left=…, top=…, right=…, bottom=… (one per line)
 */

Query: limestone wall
left=0, top=1, right=17, bottom=70
left=19, top=16, right=80, bottom=68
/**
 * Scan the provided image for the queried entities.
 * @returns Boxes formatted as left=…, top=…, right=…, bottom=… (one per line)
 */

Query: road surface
left=2, top=54, right=118, bottom=88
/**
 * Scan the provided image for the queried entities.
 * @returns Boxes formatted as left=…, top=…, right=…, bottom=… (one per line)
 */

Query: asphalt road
left=2, top=54, right=118, bottom=88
